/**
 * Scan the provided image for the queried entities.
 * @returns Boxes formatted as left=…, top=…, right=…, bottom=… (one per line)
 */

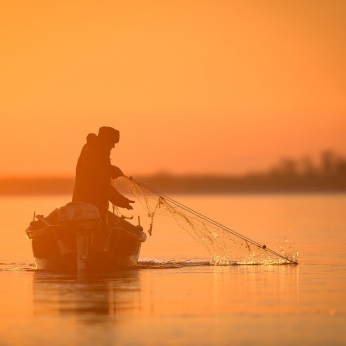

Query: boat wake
left=0, top=263, right=36, bottom=271
left=0, top=256, right=298, bottom=273
left=136, top=259, right=210, bottom=269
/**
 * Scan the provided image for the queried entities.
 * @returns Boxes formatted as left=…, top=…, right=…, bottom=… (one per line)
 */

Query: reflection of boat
left=33, top=270, right=142, bottom=318
left=26, top=202, right=146, bottom=271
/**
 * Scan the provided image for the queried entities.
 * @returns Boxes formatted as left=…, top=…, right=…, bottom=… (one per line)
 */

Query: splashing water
left=113, top=177, right=298, bottom=265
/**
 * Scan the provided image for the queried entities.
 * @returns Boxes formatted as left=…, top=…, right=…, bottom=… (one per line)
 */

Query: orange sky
left=1, top=0, right=345, bottom=176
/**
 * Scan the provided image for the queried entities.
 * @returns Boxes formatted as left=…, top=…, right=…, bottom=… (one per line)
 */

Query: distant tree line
left=136, top=151, right=346, bottom=194
left=270, top=151, right=346, bottom=178
left=0, top=151, right=345, bottom=195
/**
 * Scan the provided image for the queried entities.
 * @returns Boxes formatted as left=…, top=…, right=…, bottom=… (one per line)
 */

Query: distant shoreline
left=2, top=151, right=345, bottom=195
left=0, top=174, right=345, bottom=195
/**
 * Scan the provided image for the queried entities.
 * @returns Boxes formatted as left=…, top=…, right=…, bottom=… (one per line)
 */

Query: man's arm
left=108, top=186, right=135, bottom=210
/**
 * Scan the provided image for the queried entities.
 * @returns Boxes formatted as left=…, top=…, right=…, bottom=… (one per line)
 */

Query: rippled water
left=0, top=194, right=345, bottom=345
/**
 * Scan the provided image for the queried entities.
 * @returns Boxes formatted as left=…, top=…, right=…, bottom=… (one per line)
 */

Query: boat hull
left=27, top=210, right=146, bottom=271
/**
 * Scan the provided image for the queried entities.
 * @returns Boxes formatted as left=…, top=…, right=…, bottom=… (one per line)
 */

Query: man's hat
left=98, top=126, right=120, bottom=144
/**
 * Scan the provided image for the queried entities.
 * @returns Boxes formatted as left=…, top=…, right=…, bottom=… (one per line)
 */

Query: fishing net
left=113, top=177, right=298, bottom=265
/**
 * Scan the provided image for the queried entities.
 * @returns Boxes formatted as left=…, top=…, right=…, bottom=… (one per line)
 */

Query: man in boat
left=72, top=126, right=134, bottom=228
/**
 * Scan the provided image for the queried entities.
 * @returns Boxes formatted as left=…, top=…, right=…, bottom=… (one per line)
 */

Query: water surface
left=0, top=194, right=345, bottom=345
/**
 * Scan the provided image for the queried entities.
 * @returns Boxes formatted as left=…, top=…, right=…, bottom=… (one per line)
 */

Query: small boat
left=26, top=202, right=147, bottom=271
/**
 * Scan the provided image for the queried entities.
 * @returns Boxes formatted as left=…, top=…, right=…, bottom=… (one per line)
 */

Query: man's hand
left=111, top=166, right=124, bottom=179
left=125, top=199, right=135, bottom=210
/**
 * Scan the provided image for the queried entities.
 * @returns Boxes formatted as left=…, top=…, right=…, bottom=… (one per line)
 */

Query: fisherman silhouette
left=72, top=126, right=135, bottom=227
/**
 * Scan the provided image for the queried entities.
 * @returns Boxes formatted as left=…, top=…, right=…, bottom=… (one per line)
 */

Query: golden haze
left=0, top=0, right=345, bottom=177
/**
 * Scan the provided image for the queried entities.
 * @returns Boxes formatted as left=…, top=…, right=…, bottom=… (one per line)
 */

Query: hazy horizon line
left=1, top=149, right=345, bottom=179
left=1, top=151, right=345, bottom=195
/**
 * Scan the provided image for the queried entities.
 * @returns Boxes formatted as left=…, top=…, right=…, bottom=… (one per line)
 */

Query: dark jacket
left=72, top=133, right=130, bottom=223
